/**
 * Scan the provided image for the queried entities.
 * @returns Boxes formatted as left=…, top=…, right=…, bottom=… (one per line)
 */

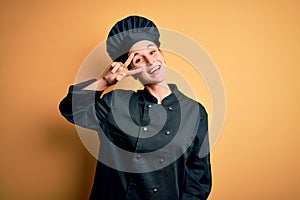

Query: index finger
left=123, top=53, right=135, bottom=68
left=125, top=67, right=143, bottom=77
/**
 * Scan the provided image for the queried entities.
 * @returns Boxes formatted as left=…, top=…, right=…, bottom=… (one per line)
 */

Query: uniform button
left=159, top=158, right=164, bottom=163
left=153, top=188, right=158, bottom=193
left=165, top=130, right=170, bottom=135
left=143, top=127, right=148, bottom=131
left=136, top=154, right=141, bottom=160
left=130, top=182, right=136, bottom=186
left=147, top=104, right=152, bottom=108
left=168, top=106, right=173, bottom=111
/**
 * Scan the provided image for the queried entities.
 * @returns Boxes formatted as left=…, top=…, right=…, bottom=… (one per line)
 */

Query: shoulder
left=170, top=84, right=207, bottom=118
left=101, top=88, right=137, bottom=102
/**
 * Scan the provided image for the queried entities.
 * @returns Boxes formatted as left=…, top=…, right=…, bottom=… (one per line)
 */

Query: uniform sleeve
left=59, top=79, right=111, bottom=130
left=182, top=105, right=212, bottom=200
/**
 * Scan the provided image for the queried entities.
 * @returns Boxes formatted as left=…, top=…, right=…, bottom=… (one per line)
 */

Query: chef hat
left=106, top=15, right=161, bottom=63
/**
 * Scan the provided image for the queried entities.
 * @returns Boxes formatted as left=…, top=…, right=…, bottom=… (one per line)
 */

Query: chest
left=105, top=100, right=181, bottom=152
left=99, top=91, right=200, bottom=173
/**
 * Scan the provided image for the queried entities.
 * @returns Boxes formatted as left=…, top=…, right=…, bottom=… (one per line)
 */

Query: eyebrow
left=132, top=44, right=156, bottom=57
left=146, top=44, right=155, bottom=48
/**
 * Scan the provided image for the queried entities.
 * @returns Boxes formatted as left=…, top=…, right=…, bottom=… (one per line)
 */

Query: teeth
left=149, top=65, right=161, bottom=74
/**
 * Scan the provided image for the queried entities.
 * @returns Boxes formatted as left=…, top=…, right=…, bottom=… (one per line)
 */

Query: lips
left=148, top=65, right=161, bottom=74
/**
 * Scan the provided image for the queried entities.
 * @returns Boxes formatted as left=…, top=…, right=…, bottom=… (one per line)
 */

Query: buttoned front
left=59, top=79, right=212, bottom=200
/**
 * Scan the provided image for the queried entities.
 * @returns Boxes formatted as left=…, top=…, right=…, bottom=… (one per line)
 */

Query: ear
left=159, top=49, right=166, bottom=64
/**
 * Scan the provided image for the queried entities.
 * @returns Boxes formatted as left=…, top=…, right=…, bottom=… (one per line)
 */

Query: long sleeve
left=59, top=79, right=111, bottom=131
left=182, top=105, right=212, bottom=200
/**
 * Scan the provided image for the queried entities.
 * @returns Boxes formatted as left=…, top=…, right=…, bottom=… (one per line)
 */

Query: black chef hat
left=106, top=15, right=160, bottom=64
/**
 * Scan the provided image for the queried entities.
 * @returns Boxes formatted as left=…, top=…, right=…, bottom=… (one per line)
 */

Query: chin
left=142, top=79, right=166, bottom=86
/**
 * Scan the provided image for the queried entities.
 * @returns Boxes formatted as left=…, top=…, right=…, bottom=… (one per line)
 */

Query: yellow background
left=0, top=1, right=299, bottom=199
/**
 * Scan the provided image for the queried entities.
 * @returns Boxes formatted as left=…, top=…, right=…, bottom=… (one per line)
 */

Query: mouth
left=148, top=65, right=161, bottom=74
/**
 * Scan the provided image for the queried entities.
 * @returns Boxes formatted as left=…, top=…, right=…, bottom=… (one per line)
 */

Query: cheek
left=138, top=72, right=152, bottom=83
left=157, top=54, right=165, bottom=63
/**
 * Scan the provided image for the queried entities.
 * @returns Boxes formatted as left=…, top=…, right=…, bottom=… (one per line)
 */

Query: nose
left=145, top=56, right=155, bottom=66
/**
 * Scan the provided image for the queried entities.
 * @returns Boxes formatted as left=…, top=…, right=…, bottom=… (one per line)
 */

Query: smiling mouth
left=148, top=65, right=161, bottom=74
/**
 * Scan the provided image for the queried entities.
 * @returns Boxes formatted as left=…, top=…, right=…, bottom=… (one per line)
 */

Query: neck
left=144, top=83, right=171, bottom=104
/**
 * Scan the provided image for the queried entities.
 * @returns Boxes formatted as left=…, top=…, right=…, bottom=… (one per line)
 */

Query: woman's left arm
left=182, top=107, right=212, bottom=200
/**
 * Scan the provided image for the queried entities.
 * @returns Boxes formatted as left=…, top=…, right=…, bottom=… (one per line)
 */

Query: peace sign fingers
left=126, top=67, right=143, bottom=77
left=123, top=52, right=135, bottom=69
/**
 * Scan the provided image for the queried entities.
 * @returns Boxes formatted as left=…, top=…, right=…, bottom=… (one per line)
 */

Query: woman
left=59, top=15, right=212, bottom=200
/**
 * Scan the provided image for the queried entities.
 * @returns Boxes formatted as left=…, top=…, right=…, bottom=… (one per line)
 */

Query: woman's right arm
left=59, top=53, right=141, bottom=130
left=59, top=79, right=111, bottom=130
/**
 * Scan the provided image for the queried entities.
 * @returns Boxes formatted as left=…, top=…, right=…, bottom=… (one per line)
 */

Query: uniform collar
left=138, top=84, right=181, bottom=105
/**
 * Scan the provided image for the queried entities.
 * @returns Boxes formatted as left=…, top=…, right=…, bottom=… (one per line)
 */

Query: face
left=129, top=40, right=167, bottom=85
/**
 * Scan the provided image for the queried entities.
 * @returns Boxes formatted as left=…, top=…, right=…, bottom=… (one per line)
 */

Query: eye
left=134, top=58, right=142, bottom=64
left=150, top=49, right=157, bottom=55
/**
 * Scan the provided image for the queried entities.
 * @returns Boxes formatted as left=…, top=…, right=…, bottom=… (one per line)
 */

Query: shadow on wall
left=0, top=111, right=98, bottom=200
left=41, top=118, right=98, bottom=200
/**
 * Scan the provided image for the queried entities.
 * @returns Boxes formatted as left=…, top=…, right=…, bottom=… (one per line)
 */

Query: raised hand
left=102, top=53, right=143, bottom=86
left=83, top=53, right=143, bottom=91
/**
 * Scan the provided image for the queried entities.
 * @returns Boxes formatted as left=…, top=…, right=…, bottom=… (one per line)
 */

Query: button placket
left=159, top=158, right=164, bottom=164
left=135, top=154, right=141, bottom=160
left=129, top=182, right=136, bottom=186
